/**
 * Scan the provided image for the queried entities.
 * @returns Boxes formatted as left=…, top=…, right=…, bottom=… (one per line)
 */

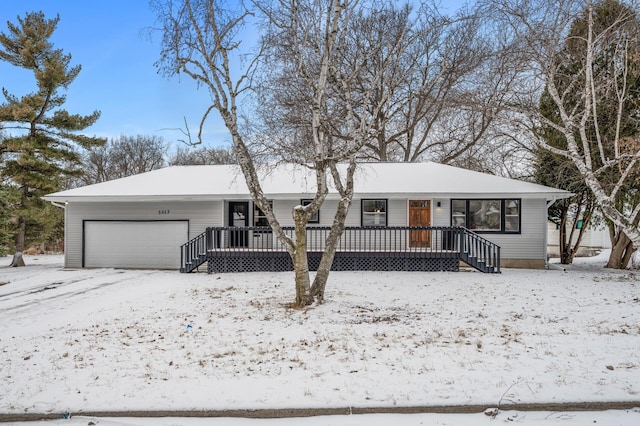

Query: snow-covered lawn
left=0, top=252, right=639, bottom=425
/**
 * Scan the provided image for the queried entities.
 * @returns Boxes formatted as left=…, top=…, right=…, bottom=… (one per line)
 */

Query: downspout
left=48, top=200, right=68, bottom=267
left=544, top=197, right=557, bottom=268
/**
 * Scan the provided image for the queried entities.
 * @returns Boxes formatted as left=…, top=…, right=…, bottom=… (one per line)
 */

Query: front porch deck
left=180, top=226, right=501, bottom=274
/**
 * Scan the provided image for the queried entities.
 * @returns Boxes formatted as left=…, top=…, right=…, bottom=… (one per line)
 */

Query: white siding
left=265, top=199, right=361, bottom=227
left=407, top=197, right=547, bottom=261
left=432, top=198, right=450, bottom=227
left=65, top=201, right=221, bottom=268
left=64, top=196, right=548, bottom=268
left=479, top=198, right=546, bottom=260
left=387, top=199, right=408, bottom=226
left=272, top=199, right=294, bottom=224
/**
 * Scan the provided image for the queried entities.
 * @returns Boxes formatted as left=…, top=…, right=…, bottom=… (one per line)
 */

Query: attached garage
left=84, top=221, right=189, bottom=269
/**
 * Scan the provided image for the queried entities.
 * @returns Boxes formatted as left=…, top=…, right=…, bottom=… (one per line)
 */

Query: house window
left=451, top=200, right=467, bottom=227
left=301, top=199, right=320, bottom=224
left=362, top=199, right=387, bottom=227
left=253, top=201, right=273, bottom=228
left=505, top=200, right=520, bottom=232
left=469, top=200, right=501, bottom=231
left=451, top=199, right=520, bottom=233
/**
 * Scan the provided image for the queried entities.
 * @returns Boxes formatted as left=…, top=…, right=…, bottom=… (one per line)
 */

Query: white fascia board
left=42, top=195, right=238, bottom=203
left=43, top=191, right=572, bottom=204
left=354, top=192, right=573, bottom=200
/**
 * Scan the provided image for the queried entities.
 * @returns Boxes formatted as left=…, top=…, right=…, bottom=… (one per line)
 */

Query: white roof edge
left=43, top=192, right=572, bottom=204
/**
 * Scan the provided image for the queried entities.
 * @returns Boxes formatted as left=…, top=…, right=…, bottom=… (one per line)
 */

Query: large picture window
left=451, top=199, right=520, bottom=233
left=362, top=199, right=387, bottom=226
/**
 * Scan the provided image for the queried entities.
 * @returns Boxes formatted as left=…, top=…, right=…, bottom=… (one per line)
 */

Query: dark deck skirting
left=206, top=250, right=460, bottom=274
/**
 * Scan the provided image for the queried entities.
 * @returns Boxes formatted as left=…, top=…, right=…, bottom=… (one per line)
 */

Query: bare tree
left=486, top=0, right=640, bottom=268
left=168, top=145, right=235, bottom=165
left=152, top=0, right=410, bottom=305
left=334, top=3, right=524, bottom=167
left=79, top=135, right=167, bottom=185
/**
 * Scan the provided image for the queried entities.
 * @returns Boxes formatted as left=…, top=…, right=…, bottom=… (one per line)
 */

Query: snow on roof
left=44, top=162, right=571, bottom=202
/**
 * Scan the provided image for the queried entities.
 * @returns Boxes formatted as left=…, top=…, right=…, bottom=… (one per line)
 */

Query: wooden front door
left=409, top=200, right=431, bottom=247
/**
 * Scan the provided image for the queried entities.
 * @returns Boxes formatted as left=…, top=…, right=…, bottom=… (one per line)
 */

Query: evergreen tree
left=0, top=12, right=105, bottom=266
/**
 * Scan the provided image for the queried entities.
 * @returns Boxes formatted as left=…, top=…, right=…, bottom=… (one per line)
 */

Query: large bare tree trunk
left=310, top=162, right=356, bottom=301
left=292, top=208, right=312, bottom=306
left=9, top=214, right=26, bottom=267
left=10, top=187, right=28, bottom=268
left=606, top=231, right=634, bottom=269
left=310, top=196, right=350, bottom=302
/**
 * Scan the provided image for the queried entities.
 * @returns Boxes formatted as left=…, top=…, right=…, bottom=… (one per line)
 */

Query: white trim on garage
left=84, top=220, right=189, bottom=269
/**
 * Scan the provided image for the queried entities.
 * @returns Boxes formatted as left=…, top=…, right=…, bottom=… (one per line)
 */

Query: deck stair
left=180, top=230, right=209, bottom=273
left=458, top=229, right=500, bottom=273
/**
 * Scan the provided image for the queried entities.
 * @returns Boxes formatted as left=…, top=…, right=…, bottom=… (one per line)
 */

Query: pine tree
left=0, top=12, right=105, bottom=266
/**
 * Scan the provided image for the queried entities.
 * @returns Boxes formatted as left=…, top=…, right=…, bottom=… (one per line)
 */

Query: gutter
left=49, top=201, right=67, bottom=209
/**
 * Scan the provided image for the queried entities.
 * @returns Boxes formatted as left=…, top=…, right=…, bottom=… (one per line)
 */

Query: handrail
left=205, top=225, right=463, bottom=253
left=179, top=229, right=210, bottom=273
left=458, top=228, right=501, bottom=273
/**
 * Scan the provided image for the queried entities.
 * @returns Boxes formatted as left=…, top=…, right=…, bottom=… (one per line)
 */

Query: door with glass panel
left=228, top=201, right=249, bottom=247
left=409, top=200, right=431, bottom=247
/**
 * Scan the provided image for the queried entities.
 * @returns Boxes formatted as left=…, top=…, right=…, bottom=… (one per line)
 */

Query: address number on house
left=158, top=209, right=170, bottom=215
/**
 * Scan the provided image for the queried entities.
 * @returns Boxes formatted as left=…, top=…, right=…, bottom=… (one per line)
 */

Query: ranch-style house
left=44, top=162, right=571, bottom=274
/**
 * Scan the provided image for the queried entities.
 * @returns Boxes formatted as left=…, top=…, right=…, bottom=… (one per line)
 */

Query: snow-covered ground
left=0, top=251, right=639, bottom=425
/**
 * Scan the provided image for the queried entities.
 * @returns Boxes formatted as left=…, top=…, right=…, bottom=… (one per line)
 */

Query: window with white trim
left=362, top=199, right=387, bottom=226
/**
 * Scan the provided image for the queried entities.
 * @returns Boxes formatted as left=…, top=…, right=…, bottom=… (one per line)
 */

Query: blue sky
left=1, top=1, right=466, bottom=150
left=1, top=0, right=228, bottom=148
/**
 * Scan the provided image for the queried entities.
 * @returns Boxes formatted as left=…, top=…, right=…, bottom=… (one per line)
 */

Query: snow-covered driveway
left=0, top=266, right=148, bottom=314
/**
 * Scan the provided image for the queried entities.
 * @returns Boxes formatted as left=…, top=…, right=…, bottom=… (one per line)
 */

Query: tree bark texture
left=310, top=161, right=357, bottom=301
left=292, top=208, right=312, bottom=307
left=606, top=232, right=634, bottom=269
left=10, top=214, right=26, bottom=267
left=310, top=196, right=351, bottom=302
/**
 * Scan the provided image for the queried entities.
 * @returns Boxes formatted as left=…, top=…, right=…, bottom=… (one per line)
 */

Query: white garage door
left=84, top=221, right=188, bottom=269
